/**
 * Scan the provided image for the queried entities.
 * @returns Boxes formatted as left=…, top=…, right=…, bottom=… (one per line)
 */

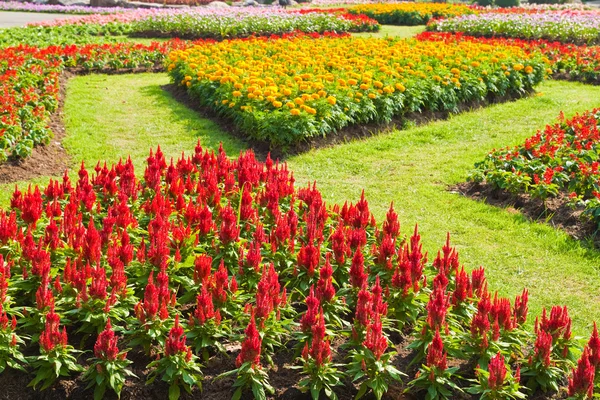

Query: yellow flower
left=232, top=91, right=242, bottom=97
left=290, top=108, right=301, bottom=116
left=524, top=66, right=533, bottom=74
left=273, top=101, right=283, bottom=108
left=327, top=96, right=337, bottom=105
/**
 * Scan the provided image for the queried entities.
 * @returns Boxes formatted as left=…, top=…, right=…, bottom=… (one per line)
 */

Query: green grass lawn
left=2, top=73, right=600, bottom=335
left=352, top=25, right=425, bottom=39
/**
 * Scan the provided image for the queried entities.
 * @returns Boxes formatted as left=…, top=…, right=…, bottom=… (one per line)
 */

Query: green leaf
left=169, top=383, right=181, bottom=400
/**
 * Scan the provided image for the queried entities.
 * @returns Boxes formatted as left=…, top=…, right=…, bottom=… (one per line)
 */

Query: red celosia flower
left=309, top=311, right=331, bottom=367
left=471, top=266, right=487, bottom=297
left=532, top=329, right=553, bottom=368
left=300, top=286, right=320, bottom=332
left=193, top=254, right=213, bottom=285
left=513, top=288, right=528, bottom=326
left=39, top=306, right=68, bottom=352
left=426, top=285, right=448, bottom=332
left=363, top=312, right=387, bottom=360
left=451, top=266, right=471, bottom=306
left=487, top=352, right=507, bottom=391
left=355, top=285, right=372, bottom=327
left=382, top=202, right=400, bottom=238
left=165, top=315, right=188, bottom=356
left=316, top=253, right=335, bottom=303
left=94, top=319, right=120, bottom=361
left=568, top=347, right=595, bottom=398
left=426, top=328, right=447, bottom=374
left=349, top=247, right=367, bottom=289
left=588, top=322, right=600, bottom=368
left=297, top=243, right=320, bottom=277
left=371, top=276, right=387, bottom=317
left=193, top=287, right=216, bottom=325
left=236, top=313, right=262, bottom=368
left=218, top=203, right=239, bottom=244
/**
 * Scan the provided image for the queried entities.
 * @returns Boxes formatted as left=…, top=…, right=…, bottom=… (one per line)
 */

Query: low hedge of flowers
left=469, top=108, right=600, bottom=228
left=129, top=10, right=379, bottom=40
left=167, top=33, right=546, bottom=148
left=347, top=3, right=478, bottom=26
left=428, top=11, right=600, bottom=45
left=0, top=142, right=599, bottom=399
left=418, top=31, right=600, bottom=85
left=0, top=8, right=378, bottom=48
left=0, top=1, right=132, bottom=14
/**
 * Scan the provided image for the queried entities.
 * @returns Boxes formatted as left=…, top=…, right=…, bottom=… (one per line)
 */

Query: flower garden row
left=0, top=8, right=378, bottom=48
left=0, top=142, right=598, bottom=400
left=428, top=10, right=600, bottom=45
left=168, top=34, right=545, bottom=148
left=470, top=108, right=600, bottom=229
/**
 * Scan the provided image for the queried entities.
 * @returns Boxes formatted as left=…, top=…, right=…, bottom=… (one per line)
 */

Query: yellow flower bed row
left=167, top=34, right=546, bottom=148
left=347, top=3, right=477, bottom=25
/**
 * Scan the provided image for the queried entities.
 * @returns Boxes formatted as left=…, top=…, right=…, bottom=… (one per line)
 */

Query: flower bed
left=168, top=33, right=545, bottom=148
left=0, top=1, right=132, bottom=14
left=428, top=11, right=600, bottom=45
left=0, top=142, right=598, bottom=399
left=418, top=31, right=600, bottom=85
left=129, top=10, right=379, bottom=39
left=469, top=108, right=600, bottom=228
left=0, top=8, right=378, bottom=48
left=347, top=3, right=478, bottom=26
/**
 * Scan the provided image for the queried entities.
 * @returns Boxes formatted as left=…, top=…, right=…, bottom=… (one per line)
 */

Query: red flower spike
left=316, top=253, right=336, bottom=303
left=39, top=306, right=67, bottom=353
left=363, top=312, right=387, bottom=361
left=355, top=286, right=372, bottom=328
left=236, top=313, right=262, bottom=368
left=300, top=286, right=320, bottom=333
left=94, top=319, right=120, bottom=361
left=193, top=254, right=213, bottom=285
left=426, top=328, right=447, bottom=373
left=588, top=322, right=600, bottom=368
left=487, top=352, right=507, bottom=391
left=568, top=347, right=595, bottom=398
left=309, top=311, right=331, bottom=367
left=513, top=288, right=528, bottom=326
left=165, top=315, right=188, bottom=356
left=533, top=329, right=553, bottom=368
left=349, top=247, right=367, bottom=289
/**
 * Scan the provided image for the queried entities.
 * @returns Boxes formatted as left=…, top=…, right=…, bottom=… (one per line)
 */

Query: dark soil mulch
left=452, top=181, right=600, bottom=246
left=0, top=73, right=71, bottom=185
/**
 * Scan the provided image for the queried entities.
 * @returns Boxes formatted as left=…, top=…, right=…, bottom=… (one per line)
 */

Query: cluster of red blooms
left=39, top=307, right=68, bottom=353
left=236, top=313, right=262, bottom=368
left=302, top=311, right=332, bottom=368
left=425, top=329, right=447, bottom=379
left=165, top=316, right=193, bottom=362
left=353, top=277, right=389, bottom=360
left=567, top=322, right=600, bottom=397
left=94, top=319, right=122, bottom=362
left=486, top=352, right=511, bottom=391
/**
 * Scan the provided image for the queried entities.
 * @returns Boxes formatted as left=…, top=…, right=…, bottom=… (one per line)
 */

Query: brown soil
left=453, top=181, right=600, bottom=246
left=0, top=73, right=71, bottom=185
left=0, top=327, right=424, bottom=400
